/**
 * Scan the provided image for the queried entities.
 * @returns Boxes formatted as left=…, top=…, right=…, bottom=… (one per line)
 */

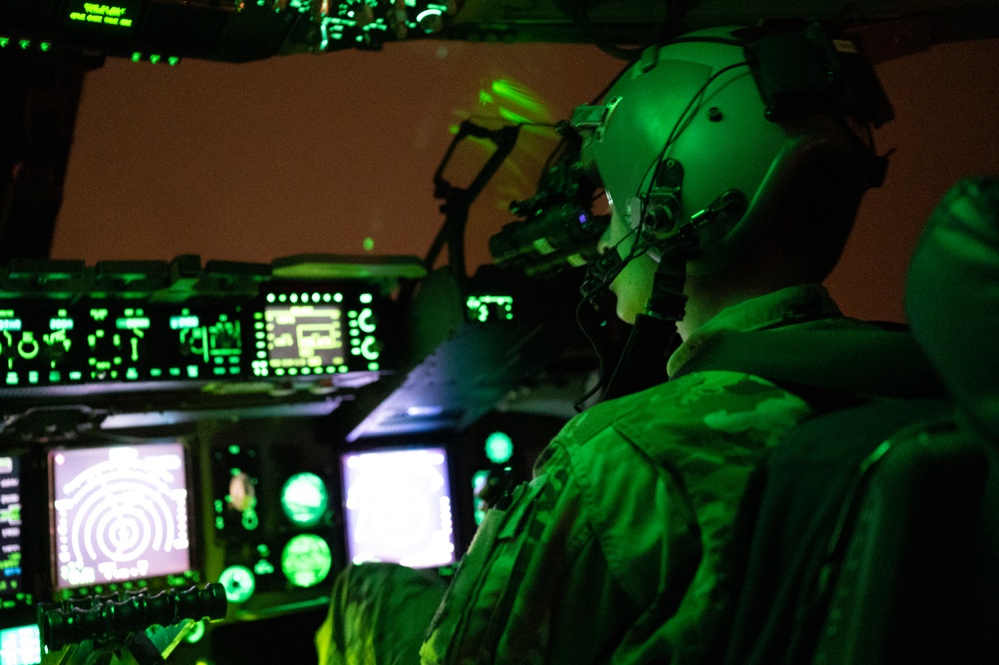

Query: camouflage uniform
left=320, top=284, right=864, bottom=665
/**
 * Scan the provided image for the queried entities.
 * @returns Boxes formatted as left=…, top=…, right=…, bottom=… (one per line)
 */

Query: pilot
left=317, top=24, right=891, bottom=664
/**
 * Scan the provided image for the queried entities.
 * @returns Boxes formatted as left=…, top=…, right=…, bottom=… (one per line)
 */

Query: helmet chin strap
left=600, top=237, right=694, bottom=401
left=598, top=188, right=745, bottom=401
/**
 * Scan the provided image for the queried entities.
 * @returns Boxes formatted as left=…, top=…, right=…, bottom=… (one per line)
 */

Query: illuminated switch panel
left=0, top=304, right=244, bottom=387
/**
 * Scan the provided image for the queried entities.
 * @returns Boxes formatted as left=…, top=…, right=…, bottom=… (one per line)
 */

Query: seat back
left=722, top=176, right=999, bottom=664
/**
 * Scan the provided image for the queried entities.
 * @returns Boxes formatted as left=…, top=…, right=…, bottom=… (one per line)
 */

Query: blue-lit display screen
left=254, top=289, right=382, bottom=378
left=50, top=443, right=191, bottom=589
left=0, top=455, right=23, bottom=600
left=340, top=447, right=455, bottom=568
left=0, top=624, right=40, bottom=665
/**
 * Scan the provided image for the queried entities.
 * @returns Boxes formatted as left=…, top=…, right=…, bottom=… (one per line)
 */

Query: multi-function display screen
left=264, top=304, right=345, bottom=371
left=50, top=443, right=191, bottom=589
left=340, top=447, right=455, bottom=569
left=255, top=289, right=382, bottom=378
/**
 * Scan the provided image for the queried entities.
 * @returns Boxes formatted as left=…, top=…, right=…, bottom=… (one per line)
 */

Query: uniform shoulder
left=555, top=371, right=812, bottom=460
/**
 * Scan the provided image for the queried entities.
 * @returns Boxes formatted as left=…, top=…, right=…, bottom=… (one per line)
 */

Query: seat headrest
left=906, top=176, right=999, bottom=439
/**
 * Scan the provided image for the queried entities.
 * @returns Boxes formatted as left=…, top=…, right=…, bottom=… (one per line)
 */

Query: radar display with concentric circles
left=51, top=443, right=191, bottom=588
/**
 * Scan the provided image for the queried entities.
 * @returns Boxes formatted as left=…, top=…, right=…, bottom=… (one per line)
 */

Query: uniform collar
left=666, top=284, right=843, bottom=377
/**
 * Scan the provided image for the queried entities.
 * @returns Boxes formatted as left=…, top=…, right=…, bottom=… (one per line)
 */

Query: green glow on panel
left=485, top=431, right=514, bottom=464
left=184, top=620, right=206, bottom=644
left=363, top=237, right=375, bottom=251
left=281, top=535, right=332, bottom=588
left=498, top=107, right=532, bottom=126
left=491, top=79, right=547, bottom=115
left=168, top=56, right=180, bottom=66
left=281, top=472, right=329, bottom=527
left=131, top=51, right=141, bottom=62
left=218, top=565, right=256, bottom=603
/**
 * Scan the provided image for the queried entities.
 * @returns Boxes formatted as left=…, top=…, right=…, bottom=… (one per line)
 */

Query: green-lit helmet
left=572, top=25, right=887, bottom=275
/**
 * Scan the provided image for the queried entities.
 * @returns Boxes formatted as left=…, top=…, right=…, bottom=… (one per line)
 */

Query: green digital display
left=281, top=535, right=332, bottom=588
left=466, top=295, right=514, bottom=322
left=218, top=565, right=255, bottom=604
left=66, top=2, right=137, bottom=30
left=253, top=290, right=382, bottom=377
left=1, top=307, right=81, bottom=386
left=174, top=309, right=242, bottom=378
left=0, top=288, right=387, bottom=389
left=280, top=473, right=329, bottom=527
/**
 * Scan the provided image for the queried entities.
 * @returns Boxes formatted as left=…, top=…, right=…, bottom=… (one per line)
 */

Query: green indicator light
left=359, top=337, right=379, bottom=360
left=149, top=54, right=160, bottom=64
left=90, top=308, right=109, bottom=321
left=266, top=294, right=275, bottom=303
left=218, top=565, right=255, bottom=603
left=357, top=308, right=376, bottom=333
left=168, top=56, right=180, bottom=66
left=170, top=315, right=199, bottom=329
left=228, top=444, right=240, bottom=455
left=0, top=37, right=9, bottom=48
left=281, top=535, right=332, bottom=588
left=485, top=431, right=514, bottom=464
left=19, top=39, right=30, bottom=50
left=131, top=51, right=141, bottom=62
left=49, top=318, right=74, bottom=330
left=359, top=293, right=373, bottom=304
left=69, top=371, right=82, bottom=380
left=362, top=237, right=375, bottom=251
left=254, top=559, right=275, bottom=575
left=116, top=317, right=150, bottom=330
left=150, top=368, right=162, bottom=377
left=280, top=473, right=329, bottom=527
left=40, top=42, right=51, bottom=52
left=184, top=620, right=206, bottom=644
